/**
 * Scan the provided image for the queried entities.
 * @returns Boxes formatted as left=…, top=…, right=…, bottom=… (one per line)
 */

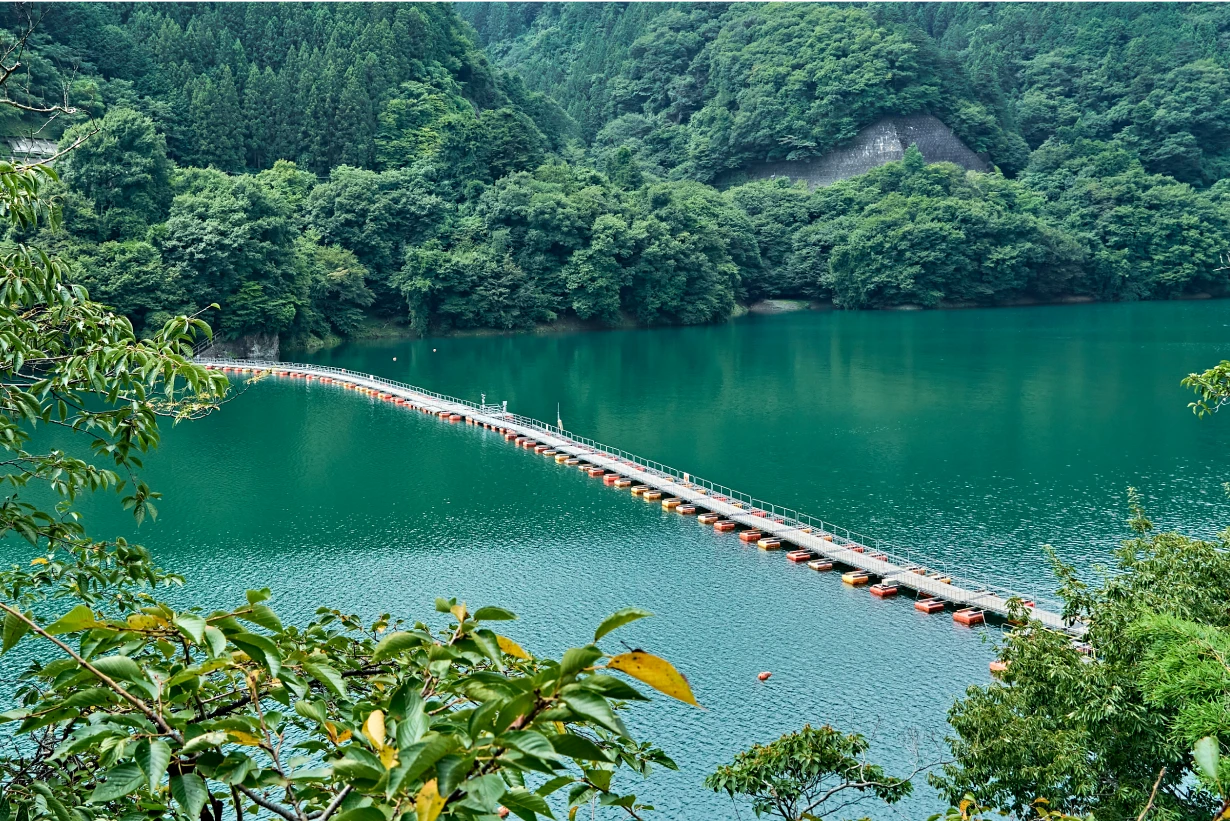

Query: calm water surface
left=17, top=301, right=1230, bottom=819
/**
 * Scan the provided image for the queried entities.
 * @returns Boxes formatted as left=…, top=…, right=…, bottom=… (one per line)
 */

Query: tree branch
left=236, top=787, right=300, bottom=821
left=310, top=785, right=352, bottom=821
left=1134, top=767, right=1165, bottom=821
left=0, top=602, right=182, bottom=743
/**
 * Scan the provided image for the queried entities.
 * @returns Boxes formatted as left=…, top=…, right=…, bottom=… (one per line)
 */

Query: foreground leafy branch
left=0, top=588, right=695, bottom=821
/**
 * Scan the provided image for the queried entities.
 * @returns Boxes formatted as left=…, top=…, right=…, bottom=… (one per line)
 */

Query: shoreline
left=281, top=292, right=1226, bottom=354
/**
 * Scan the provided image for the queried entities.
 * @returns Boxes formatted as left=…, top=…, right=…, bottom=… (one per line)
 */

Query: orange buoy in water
left=757, top=671, right=772, bottom=682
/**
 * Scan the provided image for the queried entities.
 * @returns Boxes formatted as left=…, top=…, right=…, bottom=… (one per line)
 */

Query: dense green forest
left=3, top=2, right=1230, bottom=347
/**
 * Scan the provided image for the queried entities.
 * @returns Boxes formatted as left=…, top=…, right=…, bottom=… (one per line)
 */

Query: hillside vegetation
left=1, top=2, right=1228, bottom=346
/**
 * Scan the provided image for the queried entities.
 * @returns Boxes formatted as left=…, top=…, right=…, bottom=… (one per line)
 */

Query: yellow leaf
left=416, top=779, right=447, bottom=821
left=378, top=744, right=400, bottom=770
left=450, top=603, right=467, bottom=623
left=126, top=614, right=163, bottom=631
left=228, top=731, right=264, bottom=746
left=496, top=635, right=528, bottom=659
left=363, top=709, right=386, bottom=750
left=324, top=722, right=353, bottom=745
left=606, top=651, right=701, bottom=707
left=30, top=558, right=48, bottom=565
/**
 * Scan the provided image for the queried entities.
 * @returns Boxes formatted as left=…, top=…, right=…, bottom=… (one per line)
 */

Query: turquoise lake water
left=9, top=300, right=1230, bottom=818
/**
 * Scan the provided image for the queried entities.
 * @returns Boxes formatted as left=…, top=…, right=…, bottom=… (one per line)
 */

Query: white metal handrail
left=200, top=356, right=1064, bottom=612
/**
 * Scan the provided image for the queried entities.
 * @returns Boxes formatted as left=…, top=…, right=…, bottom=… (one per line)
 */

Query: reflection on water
left=7, top=301, right=1229, bottom=818
left=311, top=300, right=1230, bottom=587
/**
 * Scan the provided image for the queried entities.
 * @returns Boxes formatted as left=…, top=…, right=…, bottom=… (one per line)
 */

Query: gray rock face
left=198, top=332, right=280, bottom=361
left=716, top=114, right=987, bottom=189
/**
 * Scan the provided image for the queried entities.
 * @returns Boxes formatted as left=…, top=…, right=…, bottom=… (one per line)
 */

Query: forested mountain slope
left=464, top=2, right=1029, bottom=179
left=21, top=0, right=580, bottom=172
left=884, top=3, right=1230, bottom=185
left=1, top=2, right=1227, bottom=351
left=8, top=3, right=574, bottom=173
left=465, top=2, right=1230, bottom=185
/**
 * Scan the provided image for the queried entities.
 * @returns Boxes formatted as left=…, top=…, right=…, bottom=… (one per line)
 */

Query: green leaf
left=203, top=626, right=227, bottom=657
left=565, top=785, right=597, bottom=811
left=239, top=604, right=283, bottom=634
left=180, top=731, right=227, bottom=756
left=456, top=774, right=506, bottom=813
left=30, top=784, right=72, bottom=821
left=500, top=730, right=559, bottom=761
left=59, top=688, right=116, bottom=710
left=560, top=645, right=603, bottom=679
left=535, top=776, right=575, bottom=797
left=334, top=809, right=384, bottom=821
left=501, top=787, right=555, bottom=821
left=91, top=655, right=145, bottom=683
left=173, top=613, right=206, bottom=645
left=472, top=629, right=504, bottom=665
left=473, top=606, right=517, bottom=621
left=301, top=662, right=347, bottom=698
left=44, top=604, right=98, bottom=635
left=89, top=762, right=145, bottom=803
left=1195, top=736, right=1221, bottom=784
left=548, top=733, right=613, bottom=762
left=593, top=608, right=652, bottom=642
left=332, top=750, right=385, bottom=784
left=584, top=768, right=612, bottom=792
left=231, top=632, right=281, bottom=679
left=583, top=674, right=649, bottom=702
left=372, top=630, right=428, bottom=662
left=395, top=692, right=428, bottom=747
left=213, top=752, right=257, bottom=786
left=169, top=773, right=208, bottom=820
left=245, top=588, right=271, bottom=605
left=294, top=699, right=327, bottom=724
left=387, top=733, right=453, bottom=796
left=135, top=739, right=172, bottom=791
left=2, top=610, right=30, bottom=654
left=561, top=690, right=625, bottom=735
